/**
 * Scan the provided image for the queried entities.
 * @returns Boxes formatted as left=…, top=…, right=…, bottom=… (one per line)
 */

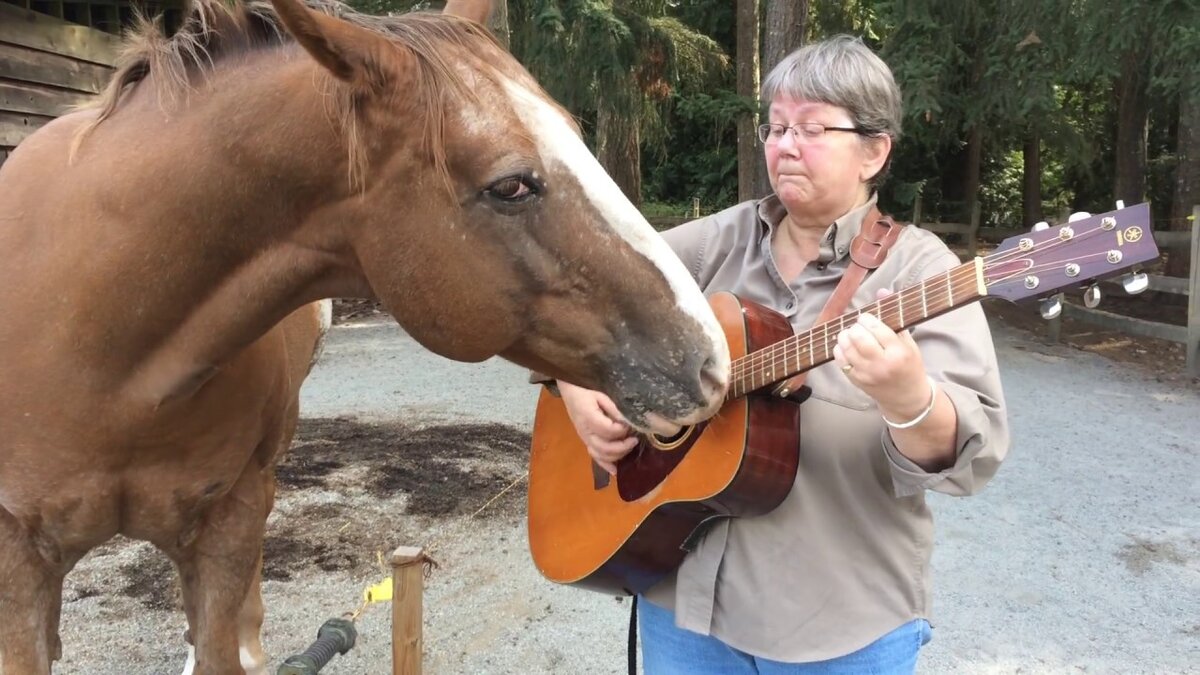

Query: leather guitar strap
left=772, top=206, right=905, bottom=399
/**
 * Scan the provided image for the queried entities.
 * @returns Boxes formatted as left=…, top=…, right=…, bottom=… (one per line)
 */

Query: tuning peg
left=1032, top=220, right=1050, bottom=232
left=1039, top=294, right=1063, bottom=320
left=1083, top=284, right=1102, bottom=308
left=1067, top=211, right=1092, bottom=223
left=1121, top=272, right=1150, bottom=295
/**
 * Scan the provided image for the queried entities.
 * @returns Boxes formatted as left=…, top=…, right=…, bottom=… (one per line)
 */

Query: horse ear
left=443, top=0, right=492, bottom=25
left=267, top=0, right=388, bottom=84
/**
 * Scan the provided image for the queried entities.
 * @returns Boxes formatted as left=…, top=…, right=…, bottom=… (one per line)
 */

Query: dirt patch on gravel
left=281, top=417, right=531, bottom=515
left=264, top=418, right=531, bottom=583
left=71, top=418, right=532, bottom=612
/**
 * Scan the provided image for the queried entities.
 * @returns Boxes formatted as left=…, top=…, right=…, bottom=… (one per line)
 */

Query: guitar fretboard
left=728, top=259, right=985, bottom=399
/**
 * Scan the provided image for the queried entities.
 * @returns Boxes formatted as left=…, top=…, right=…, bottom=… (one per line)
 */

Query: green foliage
left=335, top=0, right=1196, bottom=227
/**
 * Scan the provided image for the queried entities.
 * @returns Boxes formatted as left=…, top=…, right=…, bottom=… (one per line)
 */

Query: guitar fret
left=920, top=283, right=928, bottom=318
left=897, top=292, right=904, bottom=327
left=945, top=269, right=954, bottom=307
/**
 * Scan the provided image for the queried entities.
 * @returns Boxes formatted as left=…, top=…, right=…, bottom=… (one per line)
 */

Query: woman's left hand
left=833, top=288, right=931, bottom=420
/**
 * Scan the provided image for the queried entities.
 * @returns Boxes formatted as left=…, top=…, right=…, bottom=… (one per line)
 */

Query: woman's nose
left=775, top=128, right=803, bottom=155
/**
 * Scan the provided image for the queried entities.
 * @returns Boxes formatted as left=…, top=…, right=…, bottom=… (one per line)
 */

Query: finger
left=595, top=394, right=631, bottom=427
left=586, top=417, right=636, bottom=443
left=837, top=330, right=860, bottom=362
left=857, top=311, right=900, bottom=349
left=846, top=322, right=885, bottom=359
left=833, top=343, right=847, bottom=367
left=590, top=434, right=638, bottom=458
left=875, top=287, right=895, bottom=300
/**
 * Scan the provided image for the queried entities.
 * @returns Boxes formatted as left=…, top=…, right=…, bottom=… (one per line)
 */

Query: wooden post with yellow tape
left=391, top=546, right=429, bottom=675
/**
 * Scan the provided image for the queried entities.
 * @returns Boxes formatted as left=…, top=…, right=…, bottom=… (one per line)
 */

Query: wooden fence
left=1045, top=205, right=1199, bottom=376
left=0, top=1, right=120, bottom=164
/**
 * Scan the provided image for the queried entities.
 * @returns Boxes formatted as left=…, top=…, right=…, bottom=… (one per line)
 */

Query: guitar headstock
left=984, top=203, right=1159, bottom=303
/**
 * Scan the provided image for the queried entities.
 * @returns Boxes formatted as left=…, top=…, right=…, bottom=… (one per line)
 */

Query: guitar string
left=728, top=225, right=1128, bottom=390
left=728, top=246, right=1113, bottom=391
left=729, top=223, right=1119, bottom=379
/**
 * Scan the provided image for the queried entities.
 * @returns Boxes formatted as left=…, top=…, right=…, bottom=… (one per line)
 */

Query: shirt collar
left=756, top=193, right=879, bottom=263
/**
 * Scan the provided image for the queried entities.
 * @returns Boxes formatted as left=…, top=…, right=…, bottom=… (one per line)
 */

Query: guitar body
left=528, top=292, right=802, bottom=596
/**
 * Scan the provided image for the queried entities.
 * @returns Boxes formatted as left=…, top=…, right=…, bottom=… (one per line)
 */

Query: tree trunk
left=1166, top=86, right=1199, bottom=278
left=487, top=0, right=510, bottom=50
left=964, top=124, right=983, bottom=226
left=736, top=0, right=761, bottom=202
left=1022, top=132, right=1043, bottom=227
left=960, top=45, right=985, bottom=226
left=1113, top=48, right=1149, bottom=206
left=758, top=0, right=807, bottom=197
left=596, top=103, right=642, bottom=208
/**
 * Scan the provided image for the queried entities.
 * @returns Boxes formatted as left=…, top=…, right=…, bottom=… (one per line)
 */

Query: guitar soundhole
left=649, top=426, right=694, bottom=451
left=617, top=421, right=709, bottom=502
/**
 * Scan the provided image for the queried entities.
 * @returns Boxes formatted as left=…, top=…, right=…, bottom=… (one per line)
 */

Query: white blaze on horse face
left=501, top=81, right=730, bottom=375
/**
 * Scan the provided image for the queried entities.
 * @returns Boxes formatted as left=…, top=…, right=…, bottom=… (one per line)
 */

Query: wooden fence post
left=692, top=197, right=701, bottom=219
left=912, top=194, right=923, bottom=227
left=391, top=546, right=426, bottom=675
left=1188, top=204, right=1199, bottom=377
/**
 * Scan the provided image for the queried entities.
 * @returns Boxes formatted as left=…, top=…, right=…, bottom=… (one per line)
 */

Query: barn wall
left=0, top=2, right=119, bottom=165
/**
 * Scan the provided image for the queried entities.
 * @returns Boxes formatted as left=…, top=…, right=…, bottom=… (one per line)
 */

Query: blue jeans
left=638, top=598, right=932, bottom=674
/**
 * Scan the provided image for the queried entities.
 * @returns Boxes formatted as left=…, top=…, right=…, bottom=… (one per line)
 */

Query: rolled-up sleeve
left=881, top=249, right=1010, bottom=497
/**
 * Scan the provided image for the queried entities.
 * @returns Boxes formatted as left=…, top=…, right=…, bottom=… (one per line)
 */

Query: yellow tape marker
left=363, top=578, right=393, bottom=604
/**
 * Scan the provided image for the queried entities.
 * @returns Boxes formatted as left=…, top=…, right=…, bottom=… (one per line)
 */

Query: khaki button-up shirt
left=640, top=195, right=1009, bottom=662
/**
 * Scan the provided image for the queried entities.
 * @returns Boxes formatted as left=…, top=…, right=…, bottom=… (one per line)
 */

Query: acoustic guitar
left=527, top=203, right=1159, bottom=596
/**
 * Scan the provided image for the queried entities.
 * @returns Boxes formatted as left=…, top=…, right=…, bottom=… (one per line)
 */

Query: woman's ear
left=859, top=135, right=893, bottom=183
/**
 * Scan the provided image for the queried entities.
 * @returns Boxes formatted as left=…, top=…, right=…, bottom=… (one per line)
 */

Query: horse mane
left=76, top=0, right=510, bottom=191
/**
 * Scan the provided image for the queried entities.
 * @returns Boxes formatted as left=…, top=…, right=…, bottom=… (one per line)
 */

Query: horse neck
left=64, top=52, right=382, bottom=404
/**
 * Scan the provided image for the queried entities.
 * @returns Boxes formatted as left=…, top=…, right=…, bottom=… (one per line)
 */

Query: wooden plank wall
left=0, top=1, right=120, bottom=164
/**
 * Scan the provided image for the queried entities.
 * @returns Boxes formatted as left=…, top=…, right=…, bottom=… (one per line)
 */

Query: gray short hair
left=761, top=35, right=902, bottom=142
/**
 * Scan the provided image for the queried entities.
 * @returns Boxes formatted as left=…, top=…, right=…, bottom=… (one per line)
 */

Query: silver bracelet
left=882, top=375, right=938, bottom=430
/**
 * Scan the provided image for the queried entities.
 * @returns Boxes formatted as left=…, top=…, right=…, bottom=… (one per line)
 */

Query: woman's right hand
left=557, top=381, right=639, bottom=475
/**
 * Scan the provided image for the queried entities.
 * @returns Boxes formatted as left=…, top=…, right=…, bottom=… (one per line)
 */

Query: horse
left=0, top=0, right=731, bottom=672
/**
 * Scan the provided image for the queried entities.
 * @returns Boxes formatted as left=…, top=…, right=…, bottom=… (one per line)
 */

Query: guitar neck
left=729, top=258, right=987, bottom=399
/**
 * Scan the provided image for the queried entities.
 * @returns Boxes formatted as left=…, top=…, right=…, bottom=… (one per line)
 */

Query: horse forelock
left=74, top=0, right=540, bottom=195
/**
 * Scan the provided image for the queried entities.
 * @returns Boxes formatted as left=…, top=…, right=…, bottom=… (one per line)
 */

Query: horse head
left=267, top=0, right=729, bottom=430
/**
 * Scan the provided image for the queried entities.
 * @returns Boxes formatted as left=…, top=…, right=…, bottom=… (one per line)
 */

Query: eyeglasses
left=757, top=122, right=871, bottom=145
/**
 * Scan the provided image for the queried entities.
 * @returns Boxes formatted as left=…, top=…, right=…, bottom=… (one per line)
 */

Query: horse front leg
left=172, top=467, right=270, bottom=675
left=0, top=509, right=64, bottom=675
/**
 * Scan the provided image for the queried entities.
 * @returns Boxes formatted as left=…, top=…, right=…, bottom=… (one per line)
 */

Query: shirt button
left=786, top=301, right=794, bottom=309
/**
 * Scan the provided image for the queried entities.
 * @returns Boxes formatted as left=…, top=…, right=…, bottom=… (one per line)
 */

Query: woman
left=554, top=35, right=1009, bottom=673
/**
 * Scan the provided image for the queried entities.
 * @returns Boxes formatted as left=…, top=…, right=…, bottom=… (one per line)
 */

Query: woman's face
left=763, top=96, right=890, bottom=221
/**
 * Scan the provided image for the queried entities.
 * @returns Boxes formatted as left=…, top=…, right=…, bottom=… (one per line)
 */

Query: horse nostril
left=699, top=355, right=728, bottom=401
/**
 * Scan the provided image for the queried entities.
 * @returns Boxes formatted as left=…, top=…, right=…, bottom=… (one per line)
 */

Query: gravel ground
left=53, top=308, right=1199, bottom=674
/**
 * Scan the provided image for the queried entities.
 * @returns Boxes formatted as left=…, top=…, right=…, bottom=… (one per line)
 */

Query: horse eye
left=486, top=176, right=537, bottom=202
